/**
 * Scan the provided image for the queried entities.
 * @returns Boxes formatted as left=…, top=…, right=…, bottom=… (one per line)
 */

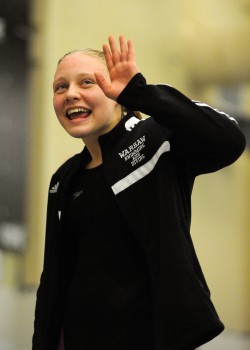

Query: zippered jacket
left=33, top=73, right=246, bottom=350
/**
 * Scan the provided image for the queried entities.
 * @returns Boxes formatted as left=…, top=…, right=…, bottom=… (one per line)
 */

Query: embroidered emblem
left=125, top=116, right=141, bottom=131
left=73, top=190, right=84, bottom=200
left=49, top=182, right=59, bottom=193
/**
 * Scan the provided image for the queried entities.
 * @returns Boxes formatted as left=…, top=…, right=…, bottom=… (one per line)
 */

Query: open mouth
left=66, top=107, right=92, bottom=120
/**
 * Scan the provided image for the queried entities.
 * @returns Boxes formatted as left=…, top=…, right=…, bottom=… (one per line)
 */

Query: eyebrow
left=54, top=72, right=95, bottom=83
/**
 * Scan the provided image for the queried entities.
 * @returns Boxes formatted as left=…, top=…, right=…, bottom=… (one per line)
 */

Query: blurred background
left=0, top=0, right=249, bottom=349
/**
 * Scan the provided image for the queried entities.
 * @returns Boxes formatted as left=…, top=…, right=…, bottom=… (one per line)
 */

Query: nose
left=65, top=83, right=80, bottom=101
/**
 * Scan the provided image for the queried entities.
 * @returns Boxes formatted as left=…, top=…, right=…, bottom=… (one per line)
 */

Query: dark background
left=0, top=0, right=31, bottom=224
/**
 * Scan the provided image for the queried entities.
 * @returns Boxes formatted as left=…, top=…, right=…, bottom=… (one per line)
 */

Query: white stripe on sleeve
left=193, top=100, right=237, bottom=123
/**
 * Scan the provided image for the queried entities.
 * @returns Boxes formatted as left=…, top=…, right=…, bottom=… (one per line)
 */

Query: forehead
left=54, top=52, right=107, bottom=80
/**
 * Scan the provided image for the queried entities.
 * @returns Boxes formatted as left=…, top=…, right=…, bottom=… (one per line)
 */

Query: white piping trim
left=111, top=141, right=170, bottom=195
left=193, top=101, right=238, bottom=123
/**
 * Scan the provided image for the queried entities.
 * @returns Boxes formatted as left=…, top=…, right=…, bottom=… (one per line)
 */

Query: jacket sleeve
left=117, top=73, right=246, bottom=175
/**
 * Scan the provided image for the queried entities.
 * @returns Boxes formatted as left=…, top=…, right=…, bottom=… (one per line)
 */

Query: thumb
left=94, top=72, right=111, bottom=96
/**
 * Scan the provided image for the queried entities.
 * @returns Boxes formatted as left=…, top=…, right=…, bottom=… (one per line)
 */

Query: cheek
left=102, top=97, right=118, bottom=111
left=53, top=97, right=62, bottom=117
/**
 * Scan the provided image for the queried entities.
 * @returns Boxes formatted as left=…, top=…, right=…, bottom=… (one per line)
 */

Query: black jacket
left=33, top=73, right=246, bottom=350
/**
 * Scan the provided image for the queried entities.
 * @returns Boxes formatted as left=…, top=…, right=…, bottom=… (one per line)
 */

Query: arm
left=117, top=73, right=246, bottom=174
left=96, top=35, right=246, bottom=174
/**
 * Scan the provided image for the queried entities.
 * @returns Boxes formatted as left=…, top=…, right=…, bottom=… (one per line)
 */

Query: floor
left=200, top=330, right=250, bottom=350
left=0, top=286, right=249, bottom=350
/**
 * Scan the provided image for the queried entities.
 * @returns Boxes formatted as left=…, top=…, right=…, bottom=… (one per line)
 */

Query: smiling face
left=53, top=52, right=122, bottom=143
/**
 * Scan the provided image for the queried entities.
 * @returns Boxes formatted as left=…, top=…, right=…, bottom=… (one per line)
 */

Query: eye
left=81, top=79, right=95, bottom=86
left=54, top=83, right=67, bottom=92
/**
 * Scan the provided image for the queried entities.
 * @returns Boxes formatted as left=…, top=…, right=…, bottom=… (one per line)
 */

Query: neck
left=83, top=138, right=103, bottom=169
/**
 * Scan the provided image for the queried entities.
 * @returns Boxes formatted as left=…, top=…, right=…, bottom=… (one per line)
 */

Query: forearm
left=117, top=73, right=246, bottom=173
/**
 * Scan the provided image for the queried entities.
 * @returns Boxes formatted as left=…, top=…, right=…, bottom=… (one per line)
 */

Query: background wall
left=0, top=0, right=249, bottom=349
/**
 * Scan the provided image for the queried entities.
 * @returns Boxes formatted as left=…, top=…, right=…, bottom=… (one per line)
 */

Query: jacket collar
left=98, top=111, right=135, bottom=147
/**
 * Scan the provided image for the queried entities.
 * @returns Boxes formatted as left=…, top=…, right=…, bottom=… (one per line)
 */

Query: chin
left=66, top=130, right=88, bottom=139
left=61, top=124, right=89, bottom=139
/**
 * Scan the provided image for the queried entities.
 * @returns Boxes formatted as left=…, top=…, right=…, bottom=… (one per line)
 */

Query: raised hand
left=94, top=35, right=140, bottom=101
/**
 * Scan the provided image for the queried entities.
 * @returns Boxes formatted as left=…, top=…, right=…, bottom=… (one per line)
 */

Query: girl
left=32, top=35, right=246, bottom=350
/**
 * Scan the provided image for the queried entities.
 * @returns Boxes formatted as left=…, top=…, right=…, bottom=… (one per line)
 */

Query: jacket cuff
left=117, top=73, right=146, bottom=105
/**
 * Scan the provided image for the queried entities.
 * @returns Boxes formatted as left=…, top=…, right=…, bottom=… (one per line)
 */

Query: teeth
left=67, top=108, right=90, bottom=116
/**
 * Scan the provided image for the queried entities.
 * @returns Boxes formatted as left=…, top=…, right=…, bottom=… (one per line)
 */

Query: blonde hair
left=58, top=48, right=143, bottom=120
left=58, top=48, right=106, bottom=65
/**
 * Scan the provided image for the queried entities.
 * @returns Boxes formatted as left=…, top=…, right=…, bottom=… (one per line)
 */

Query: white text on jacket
left=118, top=136, right=146, bottom=166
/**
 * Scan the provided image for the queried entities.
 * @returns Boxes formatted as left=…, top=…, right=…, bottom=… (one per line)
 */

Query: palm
left=95, top=35, right=140, bottom=101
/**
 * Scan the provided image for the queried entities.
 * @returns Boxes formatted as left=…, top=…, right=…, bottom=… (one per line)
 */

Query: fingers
left=127, top=39, right=135, bottom=62
left=119, top=35, right=128, bottom=61
left=103, top=44, right=114, bottom=71
left=108, top=35, right=121, bottom=63
left=103, top=35, right=134, bottom=68
left=119, top=35, right=135, bottom=62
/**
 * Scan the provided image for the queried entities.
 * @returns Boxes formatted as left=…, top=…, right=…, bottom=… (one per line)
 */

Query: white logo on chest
left=125, top=116, right=140, bottom=131
left=73, top=190, right=84, bottom=199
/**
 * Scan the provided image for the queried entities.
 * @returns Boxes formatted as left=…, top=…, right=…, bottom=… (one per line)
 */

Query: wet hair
left=58, top=48, right=143, bottom=120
